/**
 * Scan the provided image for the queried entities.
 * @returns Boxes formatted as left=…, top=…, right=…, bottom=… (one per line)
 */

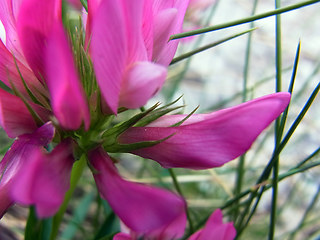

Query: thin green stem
left=170, top=28, right=256, bottom=65
left=190, top=159, right=320, bottom=239
left=170, top=0, right=320, bottom=40
left=165, top=0, right=220, bottom=101
left=168, top=169, right=194, bottom=233
left=289, top=185, right=320, bottom=239
left=50, top=155, right=87, bottom=240
left=269, top=0, right=282, bottom=238
left=234, top=0, right=259, bottom=222
left=236, top=81, right=320, bottom=237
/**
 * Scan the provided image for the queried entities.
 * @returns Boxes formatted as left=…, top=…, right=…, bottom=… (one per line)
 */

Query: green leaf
left=60, top=191, right=95, bottom=240
left=25, top=207, right=52, bottom=240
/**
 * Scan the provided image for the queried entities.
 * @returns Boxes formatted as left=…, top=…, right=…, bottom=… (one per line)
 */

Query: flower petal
left=0, top=122, right=54, bottom=217
left=152, top=8, right=178, bottom=64
left=90, top=0, right=127, bottom=114
left=46, top=22, right=90, bottom=130
left=119, top=61, right=167, bottom=109
left=142, top=1, right=154, bottom=61
left=119, top=93, right=291, bottom=169
left=17, top=0, right=61, bottom=81
left=113, top=233, right=131, bottom=240
left=0, top=40, right=47, bottom=101
left=0, top=88, right=37, bottom=138
left=90, top=148, right=186, bottom=236
left=121, top=0, right=147, bottom=63
left=189, top=209, right=236, bottom=240
left=10, top=139, right=73, bottom=218
left=0, top=0, right=26, bottom=63
left=152, top=0, right=190, bottom=66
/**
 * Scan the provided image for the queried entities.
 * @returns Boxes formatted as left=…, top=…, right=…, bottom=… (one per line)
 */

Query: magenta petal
left=0, top=182, right=12, bottom=218
left=11, top=139, right=74, bottom=218
left=90, top=0, right=127, bottom=114
left=119, top=93, right=291, bottom=169
left=90, top=148, right=186, bottom=236
left=189, top=209, right=236, bottom=240
left=0, top=88, right=37, bottom=138
left=17, top=0, right=61, bottom=80
left=0, top=122, right=54, bottom=217
left=152, top=0, right=190, bottom=66
left=119, top=61, right=167, bottom=109
left=0, top=41, right=47, bottom=101
left=121, top=0, right=147, bottom=64
left=46, top=22, right=90, bottom=130
left=142, top=1, right=154, bottom=61
left=66, top=0, right=82, bottom=9
left=0, top=0, right=25, bottom=63
left=152, top=8, right=178, bottom=65
left=113, top=233, right=131, bottom=240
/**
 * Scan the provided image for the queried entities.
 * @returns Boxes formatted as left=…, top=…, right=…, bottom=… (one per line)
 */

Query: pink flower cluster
left=0, top=0, right=290, bottom=239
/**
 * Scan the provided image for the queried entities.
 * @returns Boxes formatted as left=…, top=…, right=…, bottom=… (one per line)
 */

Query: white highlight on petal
left=0, top=20, right=6, bottom=44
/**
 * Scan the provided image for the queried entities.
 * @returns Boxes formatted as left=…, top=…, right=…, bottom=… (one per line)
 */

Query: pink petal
left=119, top=61, right=167, bottom=109
left=10, top=139, right=74, bottom=218
left=17, top=0, right=61, bottom=81
left=0, top=0, right=25, bottom=63
left=46, top=22, right=90, bottom=130
left=142, top=1, right=154, bottom=61
left=66, top=0, right=82, bottom=10
left=0, top=185, right=12, bottom=218
left=85, top=0, right=101, bottom=43
left=0, top=88, right=37, bottom=138
left=119, top=92, right=291, bottom=169
left=121, top=0, right=147, bottom=64
left=0, top=40, right=47, bottom=101
left=113, top=233, right=131, bottom=240
left=0, top=122, right=54, bottom=217
left=152, top=0, right=190, bottom=66
left=189, top=209, right=236, bottom=240
left=90, top=148, right=186, bottom=236
left=152, top=8, right=178, bottom=65
left=90, top=0, right=127, bottom=114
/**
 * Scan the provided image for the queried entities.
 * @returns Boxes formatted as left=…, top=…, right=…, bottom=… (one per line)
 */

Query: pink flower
left=189, top=209, right=236, bottom=240
left=0, top=0, right=89, bottom=217
left=118, top=93, right=291, bottom=169
left=113, top=209, right=235, bottom=240
left=90, top=148, right=187, bottom=239
left=0, top=0, right=90, bottom=131
left=66, top=0, right=83, bottom=10
left=0, top=123, right=55, bottom=217
left=88, top=0, right=189, bottom=114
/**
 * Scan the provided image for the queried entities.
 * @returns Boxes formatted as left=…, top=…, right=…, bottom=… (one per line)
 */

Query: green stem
left=289, top=185, right=320, bottom=239
left=50, top=155, right=87, bottom=240
left=165, top=0, right=220, bottom=101
left=170, top=0, right=320, bottom=40
left=234, top=0, right=259, bottom=222
left=168, top=168, right=194, bottom=233
left=189, top=160, right=320, bottom=239
left=269, top=0, right=282, bottom=238
left=170, top=28, right=256, bottom=65
left=236, top=81, right=320, bottom=237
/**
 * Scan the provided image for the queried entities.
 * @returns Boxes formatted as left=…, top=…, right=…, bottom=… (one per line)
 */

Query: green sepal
left=102, top=103, right=160, bottom=143
left=170, top=105, right=199, bottom=127
left=104, top=133, right=174, bottom=153
left=134, top=95, right=185, bottom=127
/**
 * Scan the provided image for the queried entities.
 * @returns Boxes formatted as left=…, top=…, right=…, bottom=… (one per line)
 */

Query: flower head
left=0, top=0, right=290, bottom=238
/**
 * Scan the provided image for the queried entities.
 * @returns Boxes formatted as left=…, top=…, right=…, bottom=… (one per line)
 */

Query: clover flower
left=0, top=0, right=290, bottom=238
